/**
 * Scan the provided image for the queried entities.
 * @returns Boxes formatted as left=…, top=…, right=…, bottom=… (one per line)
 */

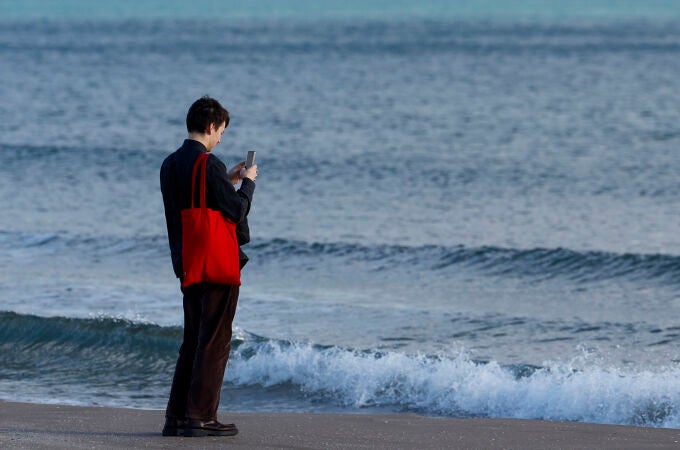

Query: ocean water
left=1, top=1, right=679, bottom=428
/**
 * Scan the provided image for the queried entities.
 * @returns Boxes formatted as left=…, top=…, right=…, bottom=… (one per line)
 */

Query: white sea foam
left=228, top=337, right=680, bottom=428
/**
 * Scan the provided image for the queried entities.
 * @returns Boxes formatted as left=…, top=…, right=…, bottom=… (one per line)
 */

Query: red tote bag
left=181, top=153, right=241, bottom=287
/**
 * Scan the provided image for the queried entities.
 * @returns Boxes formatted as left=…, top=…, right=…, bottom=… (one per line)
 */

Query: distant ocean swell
left=2, top=230, right=680, bottom=285
left=1, top=312, right=678, bottom=428
left=3, top=20, right=680, bottom=56
left=3, top=144, right=679, bottom=200
left=250, top=238, right=680, bottom=285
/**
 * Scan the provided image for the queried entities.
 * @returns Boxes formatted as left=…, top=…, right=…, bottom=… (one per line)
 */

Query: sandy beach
left=0, top=401, right=678, bottom=449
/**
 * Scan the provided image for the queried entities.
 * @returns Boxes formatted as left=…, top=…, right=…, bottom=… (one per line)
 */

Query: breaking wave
left=1, top=312, right=678, bottom=428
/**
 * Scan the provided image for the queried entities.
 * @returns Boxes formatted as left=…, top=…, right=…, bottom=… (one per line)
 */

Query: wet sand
left=1, top=401, right=678, bottom=449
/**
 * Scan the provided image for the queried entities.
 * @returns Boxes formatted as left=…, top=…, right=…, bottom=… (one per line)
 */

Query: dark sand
left=1, top=401, right=678, bottom=449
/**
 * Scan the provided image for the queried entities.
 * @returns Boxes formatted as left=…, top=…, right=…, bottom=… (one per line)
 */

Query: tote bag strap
left=190, top=153, right=210, bottom=210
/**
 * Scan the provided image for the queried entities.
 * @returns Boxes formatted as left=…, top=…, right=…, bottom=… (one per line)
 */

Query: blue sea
left=1, top=1, right=679, bottom=428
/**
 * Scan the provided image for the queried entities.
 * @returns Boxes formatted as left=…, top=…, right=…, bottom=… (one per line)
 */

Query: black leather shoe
left=184, top=419, right=238, bottom=437
left=161, top=417, right=186, bottom=436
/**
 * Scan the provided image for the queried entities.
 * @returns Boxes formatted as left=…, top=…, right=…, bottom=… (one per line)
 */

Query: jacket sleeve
left=236, top=217, right=250, bottom=245
left=205, top=154, right=255, bottom=224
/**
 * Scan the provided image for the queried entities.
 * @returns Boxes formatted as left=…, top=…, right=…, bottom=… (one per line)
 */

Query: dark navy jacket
left=160, top=139, right=255, bottom=280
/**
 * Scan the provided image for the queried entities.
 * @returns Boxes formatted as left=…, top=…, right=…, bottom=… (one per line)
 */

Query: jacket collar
left=181, top=139, right=208, bottom=154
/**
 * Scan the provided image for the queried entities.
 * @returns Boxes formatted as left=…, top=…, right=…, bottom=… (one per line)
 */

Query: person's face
left=206, top=122, right=226, bottom=151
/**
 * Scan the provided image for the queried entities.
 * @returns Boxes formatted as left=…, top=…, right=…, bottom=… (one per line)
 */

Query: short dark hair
left=186, top=96, right=230, bottom=133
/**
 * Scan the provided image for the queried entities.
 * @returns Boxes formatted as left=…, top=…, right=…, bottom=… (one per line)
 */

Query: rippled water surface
left=1, top=3, right=679, bottom=428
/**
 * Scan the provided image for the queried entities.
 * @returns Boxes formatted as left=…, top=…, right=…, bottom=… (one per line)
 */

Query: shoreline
left=1, top=400, right=679, bottom=449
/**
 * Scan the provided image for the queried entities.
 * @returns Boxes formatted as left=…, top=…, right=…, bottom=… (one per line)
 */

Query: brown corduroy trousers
left=165, top=282, right=239, bottom=421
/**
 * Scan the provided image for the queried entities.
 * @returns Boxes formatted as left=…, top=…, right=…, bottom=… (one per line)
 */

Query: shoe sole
left=184, top=427, right=238, bottom=437
left=161, top=427, right=184, bottom=437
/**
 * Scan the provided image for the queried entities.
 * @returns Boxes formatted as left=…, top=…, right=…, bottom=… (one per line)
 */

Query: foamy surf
left=229, top=330, right=680, bottom=427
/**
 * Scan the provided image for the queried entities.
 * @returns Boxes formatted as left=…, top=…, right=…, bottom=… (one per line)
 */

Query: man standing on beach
left=159, top=96, right=258, bottom=437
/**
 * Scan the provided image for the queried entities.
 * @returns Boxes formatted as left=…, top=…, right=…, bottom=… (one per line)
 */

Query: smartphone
left=246, top=150, right=256, bottom=168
